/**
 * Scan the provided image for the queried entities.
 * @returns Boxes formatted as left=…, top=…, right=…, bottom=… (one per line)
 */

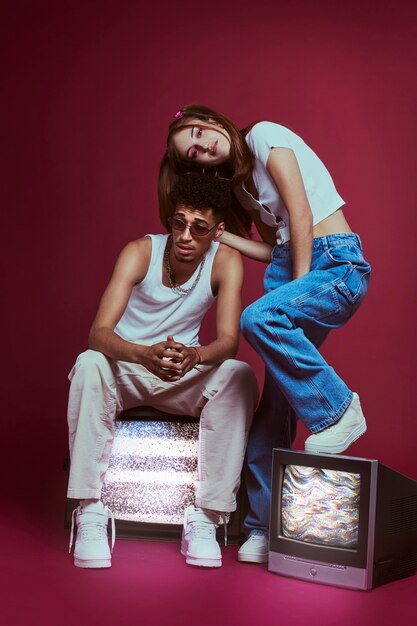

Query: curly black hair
left=170, top=172, right=232, bottom=220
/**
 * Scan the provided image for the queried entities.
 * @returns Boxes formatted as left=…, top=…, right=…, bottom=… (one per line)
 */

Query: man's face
left=170, top=205, right=225, bottom=264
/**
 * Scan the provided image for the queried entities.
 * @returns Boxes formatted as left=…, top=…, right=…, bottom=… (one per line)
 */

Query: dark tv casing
left=269, top=448, right=417, bottom=590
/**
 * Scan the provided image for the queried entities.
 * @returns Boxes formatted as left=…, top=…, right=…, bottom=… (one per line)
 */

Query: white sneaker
left=69, top=501, right=115, bottom=568
left=238, top=530, right=268, bottom=563
left=181, top=505, right=222, bottom=568
left=304, top=392, right=367, bottom=454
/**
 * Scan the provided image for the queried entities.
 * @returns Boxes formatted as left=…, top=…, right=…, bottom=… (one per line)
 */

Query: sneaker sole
left=304, top=420, right=367, bottom=454
left=237, top=552, right=268, bottom=564
left=181, top=544, right=221, bottom=568
left=74, top=557, right=111, bottom=568
left=185, top=555, right=222, bottom=567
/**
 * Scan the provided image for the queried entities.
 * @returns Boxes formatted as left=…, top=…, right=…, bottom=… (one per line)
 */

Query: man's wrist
left=132, top=343, right=147, bottom=365
left=193, top=346, right=202, bottom=365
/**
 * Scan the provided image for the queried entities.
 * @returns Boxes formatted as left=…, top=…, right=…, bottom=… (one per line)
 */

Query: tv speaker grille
left=375, top=553, right=417, bottom=586
left=389, top=494, right=417, bottom=533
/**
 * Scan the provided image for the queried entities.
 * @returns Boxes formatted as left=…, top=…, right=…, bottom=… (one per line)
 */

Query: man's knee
left=218, top=358, right=253, bottom=377
left=218, top=359, right=259, bottom=400
left=69, top=349, right=114, bottom=385
left=76, top=349, right=109, bottom=368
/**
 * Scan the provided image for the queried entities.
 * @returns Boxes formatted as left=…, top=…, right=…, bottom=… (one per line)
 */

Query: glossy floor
left=2, top=501, right=416, bottom=626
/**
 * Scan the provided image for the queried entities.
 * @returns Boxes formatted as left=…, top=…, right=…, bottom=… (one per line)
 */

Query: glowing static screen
left=280, top=465, right=361, bottom=548
left=101, top=421, right=199, bottom=524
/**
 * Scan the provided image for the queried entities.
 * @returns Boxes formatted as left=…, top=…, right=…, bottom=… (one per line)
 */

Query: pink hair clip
left=175, top=111, right=184, bottom=119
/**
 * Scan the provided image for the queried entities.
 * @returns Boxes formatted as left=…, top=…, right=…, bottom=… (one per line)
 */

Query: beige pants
left=67, top=350, right=259, bottom=512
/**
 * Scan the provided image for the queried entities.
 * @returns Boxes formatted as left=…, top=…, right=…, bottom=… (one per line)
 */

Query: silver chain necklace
left=163, top=235, right=206, bottom=296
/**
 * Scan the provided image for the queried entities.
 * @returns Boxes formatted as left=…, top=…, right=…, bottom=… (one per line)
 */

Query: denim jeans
left=240, top=233, right=371, bottom=532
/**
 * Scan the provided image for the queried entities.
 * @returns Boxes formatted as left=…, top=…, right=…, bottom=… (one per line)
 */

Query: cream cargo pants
left=67, top=350, right=259, bottom=513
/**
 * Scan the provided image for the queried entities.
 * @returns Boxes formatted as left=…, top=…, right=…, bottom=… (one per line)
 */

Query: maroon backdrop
left=2, top=0, right=417, bottom=517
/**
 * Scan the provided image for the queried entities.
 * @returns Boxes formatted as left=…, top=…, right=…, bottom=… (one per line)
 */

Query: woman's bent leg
left=239, top=234, right=370, bottom=548
left=241, top=235, right=370, bottom=433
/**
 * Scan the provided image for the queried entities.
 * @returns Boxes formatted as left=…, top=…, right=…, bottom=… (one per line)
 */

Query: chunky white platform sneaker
left=181, top=505, right=224, bottom=568
left=304, top=392, right=367, bottom=454
left=69, top=501, right=115, bottom=568
left=237, top=530, right=269, bottom=563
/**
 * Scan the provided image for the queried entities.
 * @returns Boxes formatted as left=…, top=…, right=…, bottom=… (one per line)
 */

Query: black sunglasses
left=168, top=216, right=221, bottom=238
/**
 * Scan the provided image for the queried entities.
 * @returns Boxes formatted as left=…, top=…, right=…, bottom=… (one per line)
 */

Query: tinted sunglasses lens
left=170, top=217, right=210, bottom=236
left=169, top=217, right=185, bottom=230
left=191, top=225, right=210, bottom=236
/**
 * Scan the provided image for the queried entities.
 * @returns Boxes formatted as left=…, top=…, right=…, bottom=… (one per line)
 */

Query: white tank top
left=114, top=234, right=219, bottom=346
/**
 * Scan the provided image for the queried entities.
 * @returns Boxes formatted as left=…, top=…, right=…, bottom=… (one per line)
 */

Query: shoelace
left=249, top=530, right=267, bottom=540
left=191, top=523, right=216, bottom=540
left=220, top=513, right=229, bottom=547
left=69, top=506, right=115, bottom=553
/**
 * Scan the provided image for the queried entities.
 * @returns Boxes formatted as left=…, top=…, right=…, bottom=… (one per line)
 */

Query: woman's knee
left=241, top=301, right=265, bottom=339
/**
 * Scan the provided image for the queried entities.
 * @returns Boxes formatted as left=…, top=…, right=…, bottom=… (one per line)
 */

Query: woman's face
left=172, top=118, right=231, bottom=167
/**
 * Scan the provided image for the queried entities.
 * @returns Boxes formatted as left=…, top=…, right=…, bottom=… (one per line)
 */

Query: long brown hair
left=158, top=104, right=255, bottom=237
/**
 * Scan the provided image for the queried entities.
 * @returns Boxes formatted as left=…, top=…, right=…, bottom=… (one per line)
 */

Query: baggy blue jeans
left=240, top=233, right=371, bottom=532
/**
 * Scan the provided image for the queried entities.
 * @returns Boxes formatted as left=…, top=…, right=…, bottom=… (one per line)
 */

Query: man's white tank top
left=114, top=234, right=219, bottom=346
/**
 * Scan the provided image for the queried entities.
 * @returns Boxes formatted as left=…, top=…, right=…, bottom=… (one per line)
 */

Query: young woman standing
left=159, top=104, right=371, bottom=563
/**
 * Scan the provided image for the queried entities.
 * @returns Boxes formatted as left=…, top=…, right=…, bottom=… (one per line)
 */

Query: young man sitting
left=67, top=173, right=259, bottom=568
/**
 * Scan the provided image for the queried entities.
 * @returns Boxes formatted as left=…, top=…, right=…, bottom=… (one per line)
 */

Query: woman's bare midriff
left=313, top=208, right=352, bottom=238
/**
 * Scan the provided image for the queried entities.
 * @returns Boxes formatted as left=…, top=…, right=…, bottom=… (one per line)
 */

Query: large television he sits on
left=269, top=448, right=417, bottom=590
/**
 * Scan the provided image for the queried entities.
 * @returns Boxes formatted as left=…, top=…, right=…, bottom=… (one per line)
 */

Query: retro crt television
left=269, top=448, right=417, bottom=590
left=65, top=407, right=244, bottom=543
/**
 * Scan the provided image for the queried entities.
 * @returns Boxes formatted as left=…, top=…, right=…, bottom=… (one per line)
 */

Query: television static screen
left=280, top=465, right=361, bottom=549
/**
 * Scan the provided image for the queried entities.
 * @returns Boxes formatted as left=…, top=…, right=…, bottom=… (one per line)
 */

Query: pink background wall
left=2, top=0, right=417, bottom=513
